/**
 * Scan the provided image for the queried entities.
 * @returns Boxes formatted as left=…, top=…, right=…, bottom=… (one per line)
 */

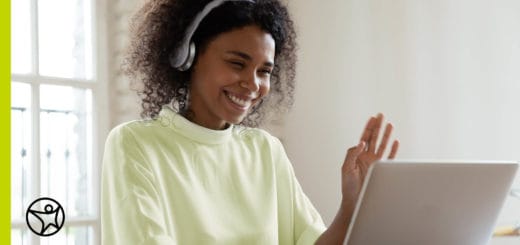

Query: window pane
left=11, top=0, right=32, bottom=74
left=38, top=0, right=93, bottom=80
left=41, top=226, right=93, bottom=245
left=11, top=82, right=32, bottom=220
left=40, top=85, right=93, bottom=217
left=67, top=226, right=93, bottom=245
left=11, top=228, right=30, bottom=245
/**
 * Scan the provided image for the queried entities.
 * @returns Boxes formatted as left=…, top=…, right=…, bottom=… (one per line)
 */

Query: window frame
left=10, top=0, right=109, bottom=244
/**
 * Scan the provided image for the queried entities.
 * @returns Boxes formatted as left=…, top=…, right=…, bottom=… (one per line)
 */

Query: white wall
left=285, top=0, right=520, bottom=226
left=106, top=0, right=142, bottom=126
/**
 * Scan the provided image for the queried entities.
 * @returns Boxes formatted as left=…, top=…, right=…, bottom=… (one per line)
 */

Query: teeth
left=226, top=92, right=250, bottom=107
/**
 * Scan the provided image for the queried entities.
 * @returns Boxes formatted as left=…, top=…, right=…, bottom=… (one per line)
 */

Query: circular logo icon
left=26, top=197, right=66, bottom=236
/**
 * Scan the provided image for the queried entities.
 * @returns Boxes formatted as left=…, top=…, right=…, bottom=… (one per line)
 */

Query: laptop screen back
left=344, top=160, right=518, bottom=245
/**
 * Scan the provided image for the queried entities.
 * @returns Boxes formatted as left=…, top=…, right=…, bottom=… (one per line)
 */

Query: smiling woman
left=101, top=0, right=398, bottom=244
left=123, top=0, right=297, bottom=128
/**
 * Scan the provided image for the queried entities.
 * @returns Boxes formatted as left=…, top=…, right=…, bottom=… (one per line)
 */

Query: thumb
left=342, top=141, right=365, bottom=172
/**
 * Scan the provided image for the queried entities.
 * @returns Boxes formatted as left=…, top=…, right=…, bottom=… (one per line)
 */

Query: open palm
left=341, top=114, right=399, bottom=204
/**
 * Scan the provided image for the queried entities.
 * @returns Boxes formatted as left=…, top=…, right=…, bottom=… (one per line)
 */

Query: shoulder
left=106, top=120, right=142, bottom=140
left=233, top=126, right=285, bottom=152
left=105, top=119, right=164, bottom=146
left=235, top=126, right=278, bottom=142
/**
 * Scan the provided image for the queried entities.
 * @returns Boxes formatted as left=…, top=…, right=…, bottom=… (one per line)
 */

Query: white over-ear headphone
left=169, top=0, right=255, bottom=71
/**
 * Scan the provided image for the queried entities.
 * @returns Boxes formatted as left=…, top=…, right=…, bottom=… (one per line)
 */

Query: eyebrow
left=226, top=50, right=274, bottom=67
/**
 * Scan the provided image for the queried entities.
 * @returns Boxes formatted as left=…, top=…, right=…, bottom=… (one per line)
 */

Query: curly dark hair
left=123, top=0, right=297, bottom=127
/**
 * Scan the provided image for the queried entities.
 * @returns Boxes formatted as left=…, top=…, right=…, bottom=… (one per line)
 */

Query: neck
left=180, top=109, right=229, bottom=130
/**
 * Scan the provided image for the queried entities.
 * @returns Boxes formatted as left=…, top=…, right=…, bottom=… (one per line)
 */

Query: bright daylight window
left=11, top=0, right=100, bottom=244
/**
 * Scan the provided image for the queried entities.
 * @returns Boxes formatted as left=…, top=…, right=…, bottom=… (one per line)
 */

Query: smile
left=225, top=91, right=253, bottom=109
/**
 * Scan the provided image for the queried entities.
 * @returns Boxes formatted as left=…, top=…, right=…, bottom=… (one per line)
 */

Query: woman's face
left=188, top=25, right=275, bottom=130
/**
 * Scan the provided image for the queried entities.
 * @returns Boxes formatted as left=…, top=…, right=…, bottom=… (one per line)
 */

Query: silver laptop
left=344, top=160, right=518, bottom=245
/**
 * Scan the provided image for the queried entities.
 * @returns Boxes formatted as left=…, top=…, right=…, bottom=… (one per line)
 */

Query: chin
left=226, top=114, right=248, bottom=125
left=228, top=117, right=245, bottom=125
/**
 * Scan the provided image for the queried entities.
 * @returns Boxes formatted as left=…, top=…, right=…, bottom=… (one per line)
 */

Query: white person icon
left=26, top=197, right=66, bottom=236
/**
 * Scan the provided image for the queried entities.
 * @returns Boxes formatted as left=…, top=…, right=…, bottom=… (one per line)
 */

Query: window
left=11, top=0, right=106, bottom=244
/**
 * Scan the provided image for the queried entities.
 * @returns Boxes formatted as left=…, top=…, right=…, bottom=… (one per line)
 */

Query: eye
left=258, top=69, right=272, bottom=76
left=228, top=60, right=245, bottom=69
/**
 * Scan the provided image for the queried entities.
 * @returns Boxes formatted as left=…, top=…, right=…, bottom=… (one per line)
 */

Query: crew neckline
left=158, top=105, right=233, bottom=144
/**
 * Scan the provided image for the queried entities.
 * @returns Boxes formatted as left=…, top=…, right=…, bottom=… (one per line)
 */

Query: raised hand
left=314, top=114, right=400, bottom=245
left=341, top=113, right=399, bottom=204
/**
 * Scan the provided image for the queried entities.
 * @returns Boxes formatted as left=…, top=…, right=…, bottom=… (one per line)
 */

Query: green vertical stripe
left=1, top=0, right=11, bottom=243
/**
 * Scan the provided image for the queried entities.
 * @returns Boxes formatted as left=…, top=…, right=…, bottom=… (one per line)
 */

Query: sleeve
left=101, top=125, right=176, bottom=245
left=271, top=137, right=327, bottom=245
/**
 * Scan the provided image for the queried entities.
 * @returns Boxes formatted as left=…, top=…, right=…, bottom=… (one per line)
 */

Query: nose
left=240, top=71, right=261, bottom=92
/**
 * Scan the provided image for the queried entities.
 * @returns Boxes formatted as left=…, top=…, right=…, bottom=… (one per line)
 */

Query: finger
left=342, top=141, right=365, bottom=172
left=388, top=140, right=399, bottom=159
left=376, top=123, right=393, bottom=158
left=360, top=117, right=376, bottom=146
left=368, top=113, right=384, bottom=153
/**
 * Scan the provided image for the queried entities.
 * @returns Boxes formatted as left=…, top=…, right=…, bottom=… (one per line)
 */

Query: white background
left=281, top=0, right=520, bottom=243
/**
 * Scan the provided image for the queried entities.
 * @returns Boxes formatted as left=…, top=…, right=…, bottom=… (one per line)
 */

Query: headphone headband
left=169, top=0, right=255, bottom=71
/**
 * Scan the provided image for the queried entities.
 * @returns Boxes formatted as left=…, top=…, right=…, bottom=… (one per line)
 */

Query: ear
left=170, top=42, right=196, bottom=71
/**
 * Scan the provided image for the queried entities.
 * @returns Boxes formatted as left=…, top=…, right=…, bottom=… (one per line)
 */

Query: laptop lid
left=344, top=160, right=519, bottom=245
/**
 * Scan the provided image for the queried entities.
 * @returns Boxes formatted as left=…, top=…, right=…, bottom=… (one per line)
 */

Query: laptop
left=344, top=160, right=519, bottom=245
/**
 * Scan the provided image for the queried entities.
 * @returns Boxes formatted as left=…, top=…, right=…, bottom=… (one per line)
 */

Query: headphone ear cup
left=178, top=42, right=196, bottom=71
left=171, top=0, right=255, bottom=71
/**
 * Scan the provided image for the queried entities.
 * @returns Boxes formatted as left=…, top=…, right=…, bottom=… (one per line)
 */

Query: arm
left=315, top=113, right=399, bottom=245
left=314, top=200, right=356, bottom=245
left=101, top=125, right=176, bottom=245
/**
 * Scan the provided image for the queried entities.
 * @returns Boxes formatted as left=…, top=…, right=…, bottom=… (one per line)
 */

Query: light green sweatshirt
left=101, top=106, right=326, bottom=244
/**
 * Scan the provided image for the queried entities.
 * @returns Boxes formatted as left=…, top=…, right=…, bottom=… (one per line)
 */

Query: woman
left=101, top=0, right=399, bottom=244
